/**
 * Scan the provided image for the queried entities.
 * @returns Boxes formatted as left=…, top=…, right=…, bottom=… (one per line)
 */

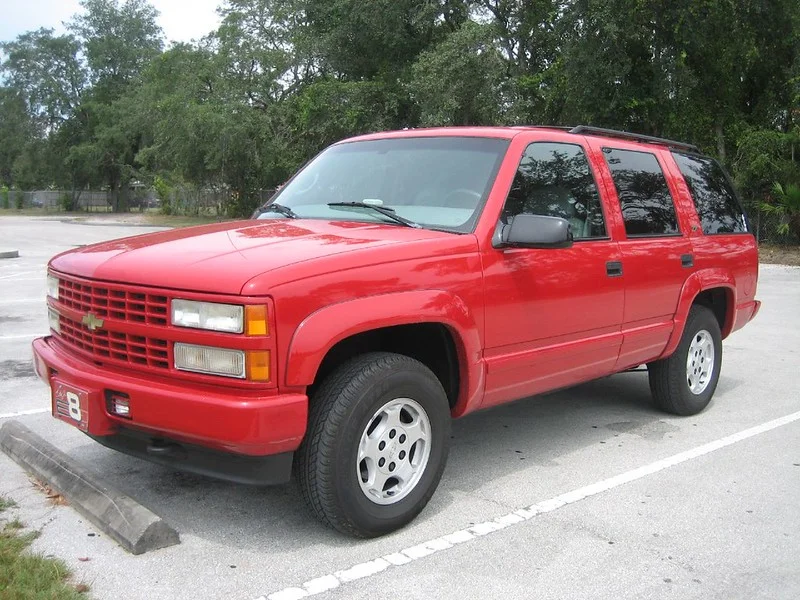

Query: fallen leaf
left=30, top=477, right=68, bottom=506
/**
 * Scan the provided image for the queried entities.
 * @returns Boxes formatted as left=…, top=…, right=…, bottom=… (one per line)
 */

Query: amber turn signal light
left=247, top=350, right=270, bottom=382
left=245, top=305, right=268, bottom=336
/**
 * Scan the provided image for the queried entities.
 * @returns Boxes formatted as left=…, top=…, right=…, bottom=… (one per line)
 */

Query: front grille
left=59, top=317, right=170, bottom=369
left=56, top=275, right=170, bottom=370
left=58, top=278, right=168, bottom=325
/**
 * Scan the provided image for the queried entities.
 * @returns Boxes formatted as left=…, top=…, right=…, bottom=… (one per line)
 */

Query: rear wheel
left=296, top=352, right=450, bottom=537
left=648, top=305, right=723, bottom=416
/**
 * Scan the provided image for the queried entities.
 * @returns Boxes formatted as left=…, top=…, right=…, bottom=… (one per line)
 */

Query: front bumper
left=32, top=336, right=308, bottom=483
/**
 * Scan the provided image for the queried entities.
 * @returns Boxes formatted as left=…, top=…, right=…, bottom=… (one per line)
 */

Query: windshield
left=256, top=136, right=509, bottom=232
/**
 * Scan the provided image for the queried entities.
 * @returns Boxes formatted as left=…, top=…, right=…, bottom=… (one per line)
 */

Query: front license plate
left=52, top=379, right=89, bottom=432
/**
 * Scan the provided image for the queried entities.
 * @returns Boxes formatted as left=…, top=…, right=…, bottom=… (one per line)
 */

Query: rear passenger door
left=589, top=144, right=694, bottom=370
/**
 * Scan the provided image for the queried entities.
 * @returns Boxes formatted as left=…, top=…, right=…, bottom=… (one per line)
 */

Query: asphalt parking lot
left=1, top=215, right=798, bottom=600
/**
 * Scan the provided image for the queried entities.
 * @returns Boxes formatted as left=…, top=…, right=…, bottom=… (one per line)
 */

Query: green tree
left=761, top=182, right=800, bottom=239
left=409, top=21, right=507, bottom=126
left=0, top=88, right=37, bottom=186
left=304, top=0, right=443, bottom=80
left=67, top=0, right=164, bottom=211
left=0, top=28, right=86, bottom=129
left=69, top=0, right=163, bottom=91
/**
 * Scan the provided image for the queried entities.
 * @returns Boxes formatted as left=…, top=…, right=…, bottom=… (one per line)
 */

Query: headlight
left=174, top=343, right=245, bottom=378
left=171, top=300, right=244, bottom=333
left=48, top=308, right=61, bottom=334
left=47, top=274, right=59, bottom=300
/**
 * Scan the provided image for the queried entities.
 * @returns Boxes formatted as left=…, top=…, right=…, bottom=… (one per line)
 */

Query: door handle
left=606, top=261, right=623, bottom=277
left=681, top=254, right=694, bottom=268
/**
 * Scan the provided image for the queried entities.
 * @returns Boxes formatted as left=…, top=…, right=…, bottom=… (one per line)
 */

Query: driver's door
left=481, top=140, right=625, bottom=408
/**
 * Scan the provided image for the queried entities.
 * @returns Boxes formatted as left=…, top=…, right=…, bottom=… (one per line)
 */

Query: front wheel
left=296, top=352, right=451, bottom=537
left=648, top=305, right=723, bottom=416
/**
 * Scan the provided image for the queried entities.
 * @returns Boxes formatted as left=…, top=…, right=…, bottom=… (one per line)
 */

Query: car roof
left=340, top=125, right=700, bottom=154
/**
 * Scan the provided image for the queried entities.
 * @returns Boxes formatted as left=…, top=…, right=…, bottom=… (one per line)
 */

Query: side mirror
left=494, top=214, right=574, bottom=249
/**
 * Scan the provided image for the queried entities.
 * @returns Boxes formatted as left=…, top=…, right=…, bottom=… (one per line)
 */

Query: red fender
left=285, top=290, right=485, bottom=417
left=659, top=269, right=737, bottom=360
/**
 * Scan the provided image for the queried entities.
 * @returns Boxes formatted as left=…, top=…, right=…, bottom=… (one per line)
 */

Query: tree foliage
left=1, top=0, right=799, bottom=221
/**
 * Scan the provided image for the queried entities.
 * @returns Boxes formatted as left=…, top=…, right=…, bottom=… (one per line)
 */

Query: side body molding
left=658, top=268, right=737, bottom=360
left=285, top=290, right=485, bottom=417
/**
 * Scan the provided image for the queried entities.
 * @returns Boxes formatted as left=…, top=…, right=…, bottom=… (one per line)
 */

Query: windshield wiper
left=327, top=202, right=422, bottom=229
left=257, top=202, right=299, bottom=219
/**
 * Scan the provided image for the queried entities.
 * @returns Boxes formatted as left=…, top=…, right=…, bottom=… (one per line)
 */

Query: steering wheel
left=443, top=188, right=482, bottom=208
left=292, top=171, right=320, bottom=196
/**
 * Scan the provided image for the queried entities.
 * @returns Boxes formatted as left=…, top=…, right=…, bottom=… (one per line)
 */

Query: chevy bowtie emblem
left=82, top=313, right=104, bottom=331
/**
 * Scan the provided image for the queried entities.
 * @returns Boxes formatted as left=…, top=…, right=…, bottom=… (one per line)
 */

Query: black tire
left=296, top=352, right=451, bottom=538
left=648, top=304, right=723, bottom=416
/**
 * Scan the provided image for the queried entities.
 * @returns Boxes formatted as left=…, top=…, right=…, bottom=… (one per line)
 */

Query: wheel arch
left=285, top=291, right=485, bottom=416
left=660, top=269, right=737, bottom=360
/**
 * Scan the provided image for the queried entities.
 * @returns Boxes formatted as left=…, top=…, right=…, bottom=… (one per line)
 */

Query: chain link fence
left=751, top=210, right=799, bottom=246
left=3, top=187, right=277, bottom=216
left=160, top=187, right=277, bottom=217
left=6, top=189, right=158, bottom=211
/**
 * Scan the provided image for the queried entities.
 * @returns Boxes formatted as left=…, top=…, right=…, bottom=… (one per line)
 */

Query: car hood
left=50, top=219, right=459, bottom=295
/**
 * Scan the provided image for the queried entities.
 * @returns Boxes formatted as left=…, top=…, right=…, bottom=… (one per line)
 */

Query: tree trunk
left=715, top=119, right=726, bottom=163
left=116, top=181, right=130, bottom=213
left=109, top=180, right=119, bottom=212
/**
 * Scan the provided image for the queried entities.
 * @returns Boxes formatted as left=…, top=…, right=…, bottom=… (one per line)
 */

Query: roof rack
left=568, top=125, right=700, bottom=153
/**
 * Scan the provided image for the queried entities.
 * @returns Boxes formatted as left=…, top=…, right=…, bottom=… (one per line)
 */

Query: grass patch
left=0, top=495, right=89, bottom=599
left=0, top=208, right=69, bottom=217
left=140, top=213, right=227, bottom=227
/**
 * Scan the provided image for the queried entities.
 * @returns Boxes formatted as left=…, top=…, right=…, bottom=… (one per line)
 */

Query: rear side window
left=603, top=148, right=680, bottom=236
left=672, top=152, right=748, bottom=234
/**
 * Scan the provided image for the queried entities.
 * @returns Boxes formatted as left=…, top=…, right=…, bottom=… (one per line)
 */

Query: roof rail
left=568, top=125, right=700, bottom=153
left=513, top=125, right=573, bottom=131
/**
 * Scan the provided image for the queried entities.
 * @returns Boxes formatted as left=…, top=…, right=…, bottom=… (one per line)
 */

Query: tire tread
left=296, top=352, right=447, bottom=537
left=648, top=305, right=722, bottom=416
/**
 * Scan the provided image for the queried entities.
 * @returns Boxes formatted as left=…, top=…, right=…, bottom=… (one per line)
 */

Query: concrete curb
left=0, top=249, right=19, bottom=259
left=0, top=420, right=180, bottom=555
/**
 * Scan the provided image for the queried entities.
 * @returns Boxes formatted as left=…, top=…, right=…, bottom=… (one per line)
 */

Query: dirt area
left=68, top=213, right=226, bottom=228
left=758, top=244, right=800, bottom=266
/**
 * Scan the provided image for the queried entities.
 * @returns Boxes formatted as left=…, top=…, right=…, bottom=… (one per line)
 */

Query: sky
left=0, top=0, right=223, bottom=45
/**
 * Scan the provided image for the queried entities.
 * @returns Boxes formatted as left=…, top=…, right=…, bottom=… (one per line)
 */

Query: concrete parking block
left=0, top=419, right=180, bottom=555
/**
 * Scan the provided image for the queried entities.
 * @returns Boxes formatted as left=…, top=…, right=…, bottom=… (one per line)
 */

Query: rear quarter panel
left=660, top=152, right=759, bottom=340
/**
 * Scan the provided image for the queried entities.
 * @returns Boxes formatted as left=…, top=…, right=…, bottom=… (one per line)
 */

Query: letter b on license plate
left=53, top=380, right=89, bottom=432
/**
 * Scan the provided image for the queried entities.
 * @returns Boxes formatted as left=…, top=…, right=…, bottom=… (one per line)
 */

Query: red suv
left=33, top=126, right=760, bottom=537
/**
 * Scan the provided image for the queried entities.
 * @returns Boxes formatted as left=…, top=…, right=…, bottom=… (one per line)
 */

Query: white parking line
left=259, top=410, right=800, bottom=600
left=0, top=408, right=49, bottom=420
left=0, top=298, right=44, bottom=305
left=0, top=333, right=46, bottom=341
left=0, top=271, right=44, bottom=280
left=0, top=277, right=45, bottom=283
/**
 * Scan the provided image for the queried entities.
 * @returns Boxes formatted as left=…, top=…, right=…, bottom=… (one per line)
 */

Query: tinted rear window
left=672, top=152, right=748, bottom=234
left=603, top=148, right=680, bottom=236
